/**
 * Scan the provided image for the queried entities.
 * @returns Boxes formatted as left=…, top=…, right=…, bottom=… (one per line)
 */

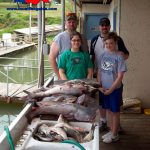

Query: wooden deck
left=0, top=43, right=35, bottom=57
left=100, top=113, right=150, bottom=150
left=0, top=82, right=38, bottom=103
left=13, top=24, right=65, bottom=39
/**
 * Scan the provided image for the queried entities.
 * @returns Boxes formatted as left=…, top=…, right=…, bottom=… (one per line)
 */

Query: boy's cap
left=99, top=18, right=110, bottom=26
left=66, top=13, right=77, bottom=21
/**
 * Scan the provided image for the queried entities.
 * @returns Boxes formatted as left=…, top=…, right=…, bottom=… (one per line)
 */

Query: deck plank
left=1, top=83, right=22, bottom=96
left=0, top=83, right=8, bottom=95
left=0, top=82, right=38, bottom=98
left=8, top=83, right=23, bottom=96
left=99, top=113, right=150, bottom=150
left=16, top=84, right=38, bottom=97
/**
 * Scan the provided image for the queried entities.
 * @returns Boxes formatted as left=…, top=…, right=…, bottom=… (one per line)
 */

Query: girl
left=57, top=31, right=93, bottom=80
left=97, top=31, right=127, bottom=143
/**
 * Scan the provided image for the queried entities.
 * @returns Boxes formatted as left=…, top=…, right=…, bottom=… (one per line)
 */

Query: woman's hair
left=70, top=31, right=83, bottom=52
left=103, top=31, right=119, bottom=42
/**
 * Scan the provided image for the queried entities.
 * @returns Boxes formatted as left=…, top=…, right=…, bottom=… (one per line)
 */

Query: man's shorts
left=99, top=84, right=123, bottom=107
left=100, top=87, right=122, bottom=113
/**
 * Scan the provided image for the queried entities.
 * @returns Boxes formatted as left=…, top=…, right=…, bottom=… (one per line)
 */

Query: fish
left=23, top=85, right=83, bottom=99
left=42, top=96, right=65, bottom=102
left=42, top=94, right=77, bottom=102
left=64, top=79, right=100, bottom=88
left=34, top=133, right=56, bottom=142
left=73, top=126, right=89, bottom=133
left=85, top=85, right=99, bottom=95
left=75, top=94, right=86, bottom=105
left=54, top=114, right=78, bottom=132
left=63, top=79, right=85, bottom=85
left=83, top=101, right=99, bottom=112
left=85, top=96, right=96, bottom=103
left=63, top=126, right=82, bottom=143
left=38, top=124, right=52, bottom=137
left=25, top=103, right=96, bottom=124
left=50, top=127, right=68, bottom=140
left=82, top=124, right=97, bottom=143
left=71, top=84, right=89, bottom=92
left=84, top=80, right=100, bottom=88
left=36, top=96, right=77, bottom=107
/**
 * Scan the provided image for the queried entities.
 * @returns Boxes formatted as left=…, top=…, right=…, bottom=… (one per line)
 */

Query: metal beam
left=61, top=0, right=65, bottom=31
left=74, top=0, right=76, bottom=13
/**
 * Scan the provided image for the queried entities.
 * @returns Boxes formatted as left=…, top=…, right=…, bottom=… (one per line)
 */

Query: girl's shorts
left=101, top=87, right=121, bottom=113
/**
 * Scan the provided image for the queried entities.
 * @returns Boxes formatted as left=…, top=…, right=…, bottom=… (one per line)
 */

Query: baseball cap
left=99, top=18, right=110, bottom=26
left=66, top=13, right=77, bottom=21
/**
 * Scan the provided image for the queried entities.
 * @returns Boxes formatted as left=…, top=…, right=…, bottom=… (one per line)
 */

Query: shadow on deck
left=100, top=113, right=150, bottom=150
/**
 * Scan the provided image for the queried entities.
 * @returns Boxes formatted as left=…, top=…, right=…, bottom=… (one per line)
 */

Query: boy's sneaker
left=118, top=124, right=123, bottom=134
left=102, top=131, right=112, bottom=140
left=100, top=121, right=107, bottom=132
left=103, top=134, right=119, bottom=143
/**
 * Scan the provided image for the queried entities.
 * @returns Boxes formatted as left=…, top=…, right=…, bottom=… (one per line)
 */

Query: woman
left=57, top=31, right=93, bottom=80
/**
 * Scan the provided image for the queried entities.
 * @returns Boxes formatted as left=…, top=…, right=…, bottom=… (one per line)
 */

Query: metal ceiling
left=67, top=0, right=113, bottom=8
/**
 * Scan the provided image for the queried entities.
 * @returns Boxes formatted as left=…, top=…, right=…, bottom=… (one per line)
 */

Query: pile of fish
left=23, top=79, right=100, bottom=123
left=34, top=114, right=97, bottom=143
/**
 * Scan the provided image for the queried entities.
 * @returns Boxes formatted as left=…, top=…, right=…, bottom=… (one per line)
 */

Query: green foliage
left=47, top=16, right=61, bottom=25
left=6, top=12, right=11, bottom=19
left=0, top=27, right=13, bottom=38
left=0, top=0, right=11, bottom=2
left=10, top=17, right=18, bottom=22
left=0, top=16, right=5, bottom=24
left=5, top=21, right=9, bottom=26
left=46, top=35, right=55, bottom=42
left=13, top=24, right=24, bottom=29
left=22, top=15, right=29, bottom=21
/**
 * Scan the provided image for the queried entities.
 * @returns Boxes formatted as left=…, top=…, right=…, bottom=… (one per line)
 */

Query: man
left=49, top=13, right=89, bottom=80
left=90, top=18, right=129, bottom=133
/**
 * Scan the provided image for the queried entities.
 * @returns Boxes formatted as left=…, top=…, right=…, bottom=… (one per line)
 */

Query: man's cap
left=99, top=18, right=110, bottom=26
left=66, top=13, right=77, bottom=21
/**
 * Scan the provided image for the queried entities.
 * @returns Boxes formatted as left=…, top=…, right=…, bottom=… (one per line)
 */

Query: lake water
left=0, top=46, right=52, bottom=136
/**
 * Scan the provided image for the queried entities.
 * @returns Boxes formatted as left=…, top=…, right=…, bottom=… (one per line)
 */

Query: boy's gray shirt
left=98, top=51, right=127, bottom=90
left=53, top=31, right=89, bottom=63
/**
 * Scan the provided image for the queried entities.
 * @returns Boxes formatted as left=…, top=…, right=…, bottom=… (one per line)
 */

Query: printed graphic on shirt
left=71, top=57, right=82, bottom=65
left=101, top=57, right=117, bottom=75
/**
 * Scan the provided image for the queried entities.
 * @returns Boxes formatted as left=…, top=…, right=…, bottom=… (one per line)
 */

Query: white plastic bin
left=2, top=33, right=11, bottom=47
left=15, top=118, right=99, bottom=150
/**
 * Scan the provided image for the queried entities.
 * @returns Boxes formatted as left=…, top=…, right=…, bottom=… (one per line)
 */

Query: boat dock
left=13, top=24, right=63, bottom=39
left=0, top=82, right=38, bottom=103
left=0, top=43, right=36, bottom=57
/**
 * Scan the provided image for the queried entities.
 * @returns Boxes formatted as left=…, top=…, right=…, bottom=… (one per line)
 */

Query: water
left=0, top=46, right=52, bottom=136
left=0, top=101, right=24, bottom=135
left=0, top=47, right=51, bottom=84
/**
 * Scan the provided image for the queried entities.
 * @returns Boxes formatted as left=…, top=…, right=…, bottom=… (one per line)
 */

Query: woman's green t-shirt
left=57, top=50, right=93, bottom=80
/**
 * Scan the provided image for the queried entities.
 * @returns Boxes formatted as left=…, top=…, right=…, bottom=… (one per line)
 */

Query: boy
left=97, top=31, right=127, bottom=143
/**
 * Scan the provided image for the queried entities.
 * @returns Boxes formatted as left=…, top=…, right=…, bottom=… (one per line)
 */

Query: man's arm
left=118, top=51, right=129, bottom=60
left=49, top=42, right=61, bottom=80
left=118, top=37, right=129, bottom=60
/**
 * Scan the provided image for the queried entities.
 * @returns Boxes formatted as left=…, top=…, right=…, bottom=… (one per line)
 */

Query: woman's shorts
left=100, top=87, right=122, bottom=113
